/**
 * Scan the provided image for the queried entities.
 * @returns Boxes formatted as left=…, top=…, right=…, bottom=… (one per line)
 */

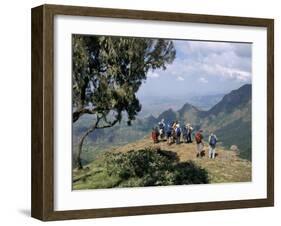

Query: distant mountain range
left=73, top=84, right=252, bottom=163
left=137, top=93, right=224, bottom=117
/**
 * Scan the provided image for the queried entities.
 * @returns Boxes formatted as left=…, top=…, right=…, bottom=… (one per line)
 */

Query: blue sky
left=137, top=40, right=252, bottom=99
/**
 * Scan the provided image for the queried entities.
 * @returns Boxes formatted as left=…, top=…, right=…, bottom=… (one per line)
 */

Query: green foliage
left=73, top=170, right=122, bottom=190
left=72, top=35, right=176, bottom=125
left=72, top=35, right=176, bottom=169
left=103, top=148, right=209, bottom=187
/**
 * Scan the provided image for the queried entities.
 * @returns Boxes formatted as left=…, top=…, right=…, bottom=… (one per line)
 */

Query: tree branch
left=96, top=118, right=119, bottom=129
left=73, top=108, right=96, bottom=123
left=79, top=116, right=101, bottom=141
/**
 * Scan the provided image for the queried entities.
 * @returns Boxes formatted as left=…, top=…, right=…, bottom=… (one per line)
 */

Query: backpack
left=209, top=135, right=217, bottom=146
left=195, top=132, right=202, bottom=143
left=159, top=122, right=164, bottom=130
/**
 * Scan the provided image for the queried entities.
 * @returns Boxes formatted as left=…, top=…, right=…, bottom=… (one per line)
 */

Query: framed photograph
left=31, top=4, right=274, bottom=221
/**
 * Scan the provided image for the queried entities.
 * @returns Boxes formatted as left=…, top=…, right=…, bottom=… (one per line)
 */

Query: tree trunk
left=76, top=116, right=117, bottom=170
left=76, top=127, right=95, bottom=169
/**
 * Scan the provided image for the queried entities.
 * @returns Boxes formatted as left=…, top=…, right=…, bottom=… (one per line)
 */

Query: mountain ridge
left=73, top=84, right=252, bottom=164
left=153, top=84, right=251, bottom=121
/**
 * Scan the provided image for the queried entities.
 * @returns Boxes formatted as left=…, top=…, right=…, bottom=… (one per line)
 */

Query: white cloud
left=147, top=71, right=160, bottom=78
left=170, top=40, right=252, bottom=83
left=138, top=40, right=252, bottom=98
left=176, top=76, right=184, bottom=81
left=202, top=64, right=251, bottom=81
left=141, top=40, right=251, bottom=99
left=175, top=41, right=234, bottom=58
left=198, top=77, right=208, bottom=83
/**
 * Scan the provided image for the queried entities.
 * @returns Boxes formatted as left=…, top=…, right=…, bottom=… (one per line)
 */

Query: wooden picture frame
left=31, top=4, right=274, bottom=221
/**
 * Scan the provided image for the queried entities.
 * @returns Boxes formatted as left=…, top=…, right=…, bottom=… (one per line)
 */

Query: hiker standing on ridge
left=151, top=127, right=159, bottom=143
left=166, top=123, right=173, bottom=145
left=158, top=118, right=166, bottom=141
left=186, top=123, right=193, bottom=143
left=182, top=125, right=188, bottom=143
left=171, top=121, right=177, bottom=143
left=208, top=132, right=218, bottom=159
left=195, top=129, right=204, bottom=157
left=175, top=123, right=181, bottom=144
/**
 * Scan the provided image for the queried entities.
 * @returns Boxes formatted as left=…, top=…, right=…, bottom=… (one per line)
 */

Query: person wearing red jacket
left=151, top=127, right=159, bottom=143
left=195, top=129, right=204, bottom=157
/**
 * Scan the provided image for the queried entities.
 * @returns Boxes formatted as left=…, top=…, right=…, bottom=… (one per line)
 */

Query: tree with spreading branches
left=73, top=35, right=176, bottom=169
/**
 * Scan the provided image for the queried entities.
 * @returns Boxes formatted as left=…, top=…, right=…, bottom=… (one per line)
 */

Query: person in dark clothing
left=166, top=124, right=172, bottom=145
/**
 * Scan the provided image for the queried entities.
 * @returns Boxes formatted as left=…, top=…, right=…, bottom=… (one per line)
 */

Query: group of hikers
left=151, top=119, right=218, bottom=159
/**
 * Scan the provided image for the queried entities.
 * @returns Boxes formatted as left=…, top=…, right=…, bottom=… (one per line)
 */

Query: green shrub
left=173, top=162, right=209, bottom=184
left=104, top=148, right=209, bottom=187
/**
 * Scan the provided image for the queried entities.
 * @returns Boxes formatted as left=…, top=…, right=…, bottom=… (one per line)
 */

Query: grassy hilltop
left=73, top=136, right=251, bottom=190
